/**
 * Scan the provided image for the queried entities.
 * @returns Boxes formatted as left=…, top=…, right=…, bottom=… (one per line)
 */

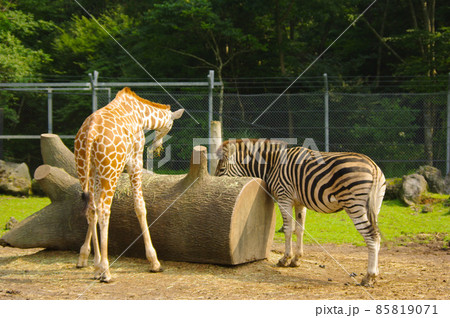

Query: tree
left=389, top=0, right=449, bottom=166
left=0, top=2, right=53, bottom=123
left=52, top=8, right=137, bottom=77
left=143, top=0, right=265, bottom=123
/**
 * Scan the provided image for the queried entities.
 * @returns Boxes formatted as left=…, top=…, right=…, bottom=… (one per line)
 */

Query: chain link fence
left=1, top=83, right=448, bottom=178
left=221, top=92, right=448, bottom=178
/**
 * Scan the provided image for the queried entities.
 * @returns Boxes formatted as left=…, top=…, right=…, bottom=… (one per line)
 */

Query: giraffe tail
left=79, top=127, right=95, bottom=215
left=81, top=191, right=90, bottom=215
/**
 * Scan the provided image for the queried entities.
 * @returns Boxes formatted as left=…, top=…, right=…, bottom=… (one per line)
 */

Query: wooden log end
left=185, top=146, right=209, bottom=182
left=40, top=133, right=59, bottom=139
left=34, top=164, right=52, bottom=181
left=229, top=178, right=276, bottom=264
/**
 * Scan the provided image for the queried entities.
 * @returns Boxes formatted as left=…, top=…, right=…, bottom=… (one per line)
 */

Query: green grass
left=1, top=194, right=449, bottom=248
left=0, top=195, right=50, bottom=236
left=274, top=193, right=449, bottom=247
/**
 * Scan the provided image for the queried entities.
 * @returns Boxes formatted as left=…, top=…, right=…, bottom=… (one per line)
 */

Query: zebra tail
left=367, top=167, right=386, bottom=238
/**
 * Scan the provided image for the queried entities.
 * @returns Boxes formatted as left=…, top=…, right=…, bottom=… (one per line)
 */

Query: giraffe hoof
left=149, top=266, right=164, bottom=273
left=100, top=277, right=112, bottom=283
left=99, top=273, right=112, bottom=283
left=76, top=260, right=88, bottom=268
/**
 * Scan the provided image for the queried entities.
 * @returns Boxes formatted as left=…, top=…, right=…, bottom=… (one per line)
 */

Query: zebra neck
left=242, top=149, right=281, bottom=182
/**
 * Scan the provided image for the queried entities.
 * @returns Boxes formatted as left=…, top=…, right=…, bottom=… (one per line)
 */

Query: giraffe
left=74, top=87, right=184, bottom=282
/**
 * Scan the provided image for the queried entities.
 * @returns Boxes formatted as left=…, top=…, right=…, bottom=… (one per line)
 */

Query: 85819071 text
left=315, top=304, right=439, bottom=316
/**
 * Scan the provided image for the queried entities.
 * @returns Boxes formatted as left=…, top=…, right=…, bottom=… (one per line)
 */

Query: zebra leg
left=277, top=200, right=294, bottom=267
left=345, top=207, right=380, bottom=286
left=361, top=233, right=380, bottom=286
left=290, top=205, right=306, bottom=267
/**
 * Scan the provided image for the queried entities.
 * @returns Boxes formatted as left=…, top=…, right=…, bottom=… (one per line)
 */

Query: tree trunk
left=423, top=100, right=435, bottom=166
left=40, top=133, right=77, bottom=178
left=209, top=121, right=222, bottom=175
left=420, top=0, right=437, bottom=166
left=1, top=134, right=276, bottom=265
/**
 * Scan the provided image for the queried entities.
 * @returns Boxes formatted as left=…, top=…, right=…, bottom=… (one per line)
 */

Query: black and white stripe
left=215, top=139, right=386, bottom=286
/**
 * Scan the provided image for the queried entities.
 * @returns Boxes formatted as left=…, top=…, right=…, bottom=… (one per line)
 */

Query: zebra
left=215, top=139, right=386, bottom=286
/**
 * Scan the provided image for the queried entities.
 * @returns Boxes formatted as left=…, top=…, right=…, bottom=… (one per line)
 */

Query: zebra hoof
left=289, top=257, right=301, bottom=267
left=360, top=274, right=376, bottom=287
left=277, top=257, right=291, bottom=267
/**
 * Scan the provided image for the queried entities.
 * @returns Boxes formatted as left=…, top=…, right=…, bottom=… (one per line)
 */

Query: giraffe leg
left=76, top=204, right=95, bottom=268
left=345, top=206, right=380, bottom=286
left=94, top=172, right=119, bottom=283
left=277, top=200, right=294, bottom=267
left=97, top=198, right=112, bottom=283
left=92, top=218, right=102, bottom=280
left=128, top=164, right=162, bottom=273
left=76, top=188, right=101, bottom=270
left=290, top=205, right=306, bottom=267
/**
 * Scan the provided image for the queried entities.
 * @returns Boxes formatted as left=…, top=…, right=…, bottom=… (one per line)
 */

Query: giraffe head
left=150, top=108, right=184, bottom=156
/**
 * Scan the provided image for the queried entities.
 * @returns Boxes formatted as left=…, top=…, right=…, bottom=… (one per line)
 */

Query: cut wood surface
left=1, top=134, right=276, bottom=265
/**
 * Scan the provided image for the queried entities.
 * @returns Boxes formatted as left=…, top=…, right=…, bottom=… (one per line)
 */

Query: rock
left=0, top=160, right=31, bottom=196
left=4, top=217, right=18, bottom=230
left=400, top=174, right=427, bottom=206
left=416, top=165, right=445, bottom=194
left=444, top=198, right=450, bottom=207
left=385, top=178, right=402, bottom=200
left=421, top=204, right=433, bottom=213
left=445, top=172, right=450, bottom=195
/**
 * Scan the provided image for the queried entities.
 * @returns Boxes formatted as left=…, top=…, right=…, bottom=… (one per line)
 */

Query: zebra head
left=214, top=139, right=288, bottom=177
left=215, top=140, right=241, bottom=177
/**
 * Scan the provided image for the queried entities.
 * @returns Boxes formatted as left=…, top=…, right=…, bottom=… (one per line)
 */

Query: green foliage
left=52, top=9, right=137, bottom=77
left=0, top=3, right=53, bottom=124
left=1, top=0, right=449, bottom=174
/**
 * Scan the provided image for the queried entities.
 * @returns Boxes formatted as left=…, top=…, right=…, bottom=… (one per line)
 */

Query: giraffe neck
left=119, top=92, right=171, bottom=131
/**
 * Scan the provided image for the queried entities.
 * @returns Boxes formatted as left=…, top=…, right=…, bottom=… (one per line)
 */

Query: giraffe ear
left=171, top=109, right=184, bottom=120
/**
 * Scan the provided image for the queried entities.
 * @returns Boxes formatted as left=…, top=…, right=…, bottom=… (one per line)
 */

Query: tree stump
left=1, top=134, right=276, bottom=265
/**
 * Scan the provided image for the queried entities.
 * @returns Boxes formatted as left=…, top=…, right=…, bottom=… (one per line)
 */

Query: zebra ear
left=227, top=143, right=237, bottom=164
left=228, top=142, right=237, bottom=157
left=216, top=147, right=224, bottom=160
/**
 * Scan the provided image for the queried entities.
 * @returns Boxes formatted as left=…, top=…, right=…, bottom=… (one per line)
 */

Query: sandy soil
left=0, top=241, right=448, bottom=300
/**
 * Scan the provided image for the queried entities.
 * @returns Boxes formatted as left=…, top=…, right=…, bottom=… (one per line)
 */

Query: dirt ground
left=0, top=241, right=448, bottom=300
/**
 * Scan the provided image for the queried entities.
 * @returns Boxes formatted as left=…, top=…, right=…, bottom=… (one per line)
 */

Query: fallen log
left=1, top=134, right=276, bottom=265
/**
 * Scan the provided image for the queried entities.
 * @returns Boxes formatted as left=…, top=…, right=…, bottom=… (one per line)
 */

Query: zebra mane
left=216, top=138, right=288, bottom=159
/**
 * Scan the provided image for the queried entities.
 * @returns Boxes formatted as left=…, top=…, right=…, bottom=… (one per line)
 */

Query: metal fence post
left=324, top=73, right=329, bottom=152
left=90, top=70, right=99, bottom=112
left=47, top=89, right=53, bottom=134
left=208, top=70, right=215, bottom=174
left=447, top=72, right=450, bottom=174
